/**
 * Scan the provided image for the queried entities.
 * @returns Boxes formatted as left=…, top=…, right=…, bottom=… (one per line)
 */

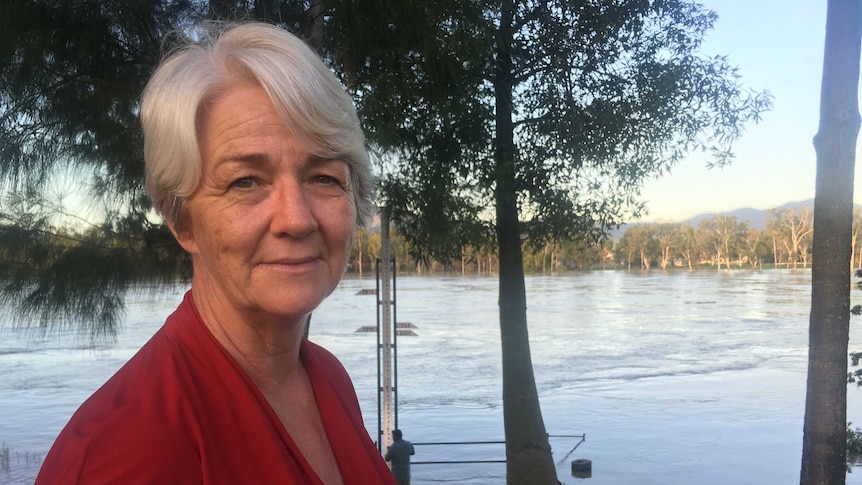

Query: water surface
left=1, top=270, right=860, bottom=484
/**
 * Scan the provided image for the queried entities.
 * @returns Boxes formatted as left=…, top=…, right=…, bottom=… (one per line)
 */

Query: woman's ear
left=167, top=218, right=199, bottom=256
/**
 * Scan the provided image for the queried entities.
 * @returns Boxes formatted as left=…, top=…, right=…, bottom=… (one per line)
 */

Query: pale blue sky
left=638, top=0, right=861, bottom=222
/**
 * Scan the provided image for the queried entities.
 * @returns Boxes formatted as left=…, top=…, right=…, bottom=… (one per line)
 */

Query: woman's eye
left=312, top=175, right=339, bottom=185
left=231, top=177, right=256, bottom=189
left=312, top=174, right=349, bottom=189
left=309, top=174, right=348, bottom=196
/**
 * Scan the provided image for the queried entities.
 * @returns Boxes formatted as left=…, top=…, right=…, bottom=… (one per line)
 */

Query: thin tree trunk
left=493, top=1, right=556, bottom=482
left=724, top=239, right=731, bottom=271
left=776, top=240, right=779, bottom=268
left=801, top=1, right=861, bottom=483
left=640, top=249, right=651, bottom=271
left=357, top=230, right=363, bottom=277
left=851, top=229, right=857, bottom=274
left=304, top=0, right=325, bottom=52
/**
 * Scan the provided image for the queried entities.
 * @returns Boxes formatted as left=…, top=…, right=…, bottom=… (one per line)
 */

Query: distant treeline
left=349, top=206, right=862, bottom=274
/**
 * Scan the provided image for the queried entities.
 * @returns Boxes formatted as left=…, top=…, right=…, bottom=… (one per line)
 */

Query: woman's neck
left=190, top=283, right=308, bottom=386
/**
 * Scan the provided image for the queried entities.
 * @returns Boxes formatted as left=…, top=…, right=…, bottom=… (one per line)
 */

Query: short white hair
left=141, top=22, right=374, bottom=231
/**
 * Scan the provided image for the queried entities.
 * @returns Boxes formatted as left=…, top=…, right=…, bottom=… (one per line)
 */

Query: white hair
left=141, top=22, right=374, bottom=231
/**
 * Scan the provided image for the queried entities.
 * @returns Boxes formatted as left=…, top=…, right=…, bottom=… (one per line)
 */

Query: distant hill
left=609, top=199, right=818, bottom=240
left=685, top=199, right=815, bottom=231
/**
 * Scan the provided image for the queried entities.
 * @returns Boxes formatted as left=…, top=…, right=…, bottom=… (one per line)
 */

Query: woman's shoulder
left=35, top=328, right=203, bottom=484
left=60, top=326, right=201, bottom=438
left=66, top=295, right=235, bottom=435
left=36, top=404, right=201, bottom=484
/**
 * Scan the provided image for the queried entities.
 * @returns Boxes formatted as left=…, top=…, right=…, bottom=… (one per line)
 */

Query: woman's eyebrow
left=214, top=152, right=271, bottom=168
left=308, top=154, right=344, bottom=164
left=212, top=152, right=345, bottom=171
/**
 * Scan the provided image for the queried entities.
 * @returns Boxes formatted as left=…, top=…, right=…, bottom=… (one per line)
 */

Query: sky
left=637, top=0, right=860, bottom=222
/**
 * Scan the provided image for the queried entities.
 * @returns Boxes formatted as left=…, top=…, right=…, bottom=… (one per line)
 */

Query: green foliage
left=0, top=192, right=189, bottom=340
left=850, top=356, right=862, bottom=386
left=605, top=205, right=838, bottom=270
left=849, top=422, right=862, bottom=471
left=852, top=270, right=862, bottom=385
left=0, top=0, right=207, bottom=339
left=341, top=0, right=771, bottom=263
left=0, top=0, right=202, bottom=194
left=850, top=273, right=862, bottom=468
left=850, top=423, right=862, bottom=456
left=340, top=5, right=769, bottom=477
left=381, top=176, right=494, bottom=266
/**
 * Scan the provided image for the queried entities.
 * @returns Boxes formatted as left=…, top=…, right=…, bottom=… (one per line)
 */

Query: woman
left=35, top=22, right=394, bottom=484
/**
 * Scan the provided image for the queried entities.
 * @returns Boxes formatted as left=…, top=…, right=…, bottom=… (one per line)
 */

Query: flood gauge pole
left=377, top=207, right=397, bottom=453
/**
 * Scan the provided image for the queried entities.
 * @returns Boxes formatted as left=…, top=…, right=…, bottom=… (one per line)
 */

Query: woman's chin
left=249, top=295, right=325, bottom=323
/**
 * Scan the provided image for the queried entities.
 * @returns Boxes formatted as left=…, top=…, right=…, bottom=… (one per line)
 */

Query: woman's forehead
left=199, top=84, right=339, bottom=160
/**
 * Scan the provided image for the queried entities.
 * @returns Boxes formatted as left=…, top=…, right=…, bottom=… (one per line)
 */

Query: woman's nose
left=269, top=181, right=318, bottom=238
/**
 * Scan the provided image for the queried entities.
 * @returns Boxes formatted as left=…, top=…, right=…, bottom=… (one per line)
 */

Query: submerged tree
left=800, top=0, right=862, bottom=483
left=332, top=0, right=770, bottom=481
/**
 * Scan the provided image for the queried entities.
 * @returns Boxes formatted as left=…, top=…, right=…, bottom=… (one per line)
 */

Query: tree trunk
left=800, top=1, right=862, bottom=483
left=357, top=230, right=363, bottom=276
left=493, top=1, right=556, bottom=482
left=303, top=0, right=325, bottom=52
left=542, top=245, right=547, bottom=273
left=724, top=239, right=731, bottom=271
left=640, top=249, right=651, bottom=271
left=783, top=240, right=794, bottom=269
left=772, top=235, right=779, bottom=268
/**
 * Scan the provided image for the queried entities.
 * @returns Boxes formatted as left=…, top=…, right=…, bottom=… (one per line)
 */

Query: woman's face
left=174, top=84, right=356, bottom=323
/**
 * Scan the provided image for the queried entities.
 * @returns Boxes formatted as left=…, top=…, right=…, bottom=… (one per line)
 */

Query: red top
left=35, top=291, right=395, bottom=484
